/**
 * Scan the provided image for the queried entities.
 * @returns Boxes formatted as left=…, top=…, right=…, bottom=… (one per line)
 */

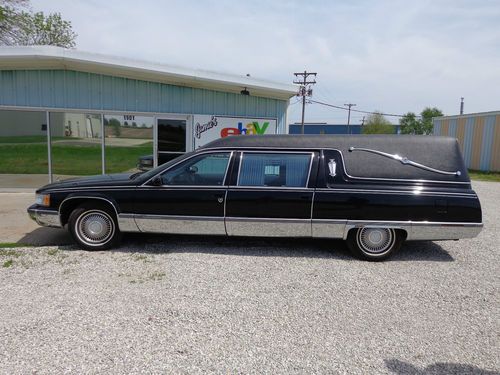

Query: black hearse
left=28, top=135, right=482, bottom=261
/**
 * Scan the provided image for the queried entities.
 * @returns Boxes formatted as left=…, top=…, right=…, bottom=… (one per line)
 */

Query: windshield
left=135, top=151, right=196, bottom=182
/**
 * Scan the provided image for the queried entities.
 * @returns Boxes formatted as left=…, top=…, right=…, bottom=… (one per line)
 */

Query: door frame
left=154, top=114, right=192, bottom=168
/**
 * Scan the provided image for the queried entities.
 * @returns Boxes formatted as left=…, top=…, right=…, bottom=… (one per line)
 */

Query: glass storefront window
left=0, top=109, right=48, bottom=180
left=49, top=112, right=103, bottom=178
left=104, top=114, right=153, bottom=173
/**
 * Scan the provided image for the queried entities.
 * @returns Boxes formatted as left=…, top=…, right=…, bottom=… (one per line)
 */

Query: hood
left=37, top=173, right=139, bottom=192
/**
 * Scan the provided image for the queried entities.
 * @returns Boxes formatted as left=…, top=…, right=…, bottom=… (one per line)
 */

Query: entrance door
left=157, top=118, right=187, bottom=166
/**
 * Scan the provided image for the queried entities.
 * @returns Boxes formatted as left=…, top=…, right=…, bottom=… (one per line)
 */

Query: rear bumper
left=27, top=206, right=61, bottom=228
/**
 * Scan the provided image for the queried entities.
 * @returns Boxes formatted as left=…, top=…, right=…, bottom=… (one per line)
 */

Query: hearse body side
left=28, top=135, right=482, bottom=260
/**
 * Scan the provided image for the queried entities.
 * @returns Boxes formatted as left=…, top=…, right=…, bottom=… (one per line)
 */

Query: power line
left=309, top=99, right=412, bottom=118
left=293, top=71, right=317, bottom=134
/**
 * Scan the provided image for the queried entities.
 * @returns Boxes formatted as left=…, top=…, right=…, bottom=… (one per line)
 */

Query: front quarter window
left=160, top=152, right=231, bottom=186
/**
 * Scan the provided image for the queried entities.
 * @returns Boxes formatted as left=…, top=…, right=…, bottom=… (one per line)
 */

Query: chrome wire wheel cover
left=75, top=210, right=115, bottom=246
left=356, top=227, right=395, bottom=255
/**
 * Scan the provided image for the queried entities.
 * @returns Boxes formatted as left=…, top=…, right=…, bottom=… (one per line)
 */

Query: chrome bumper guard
left=28, top=208, right=61, bottom=228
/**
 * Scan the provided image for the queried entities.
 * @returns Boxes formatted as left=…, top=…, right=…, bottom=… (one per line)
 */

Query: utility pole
left=361, top=116, right=365, bottom=126
left=344, top=103, right=356, bottom=135
left=460, top=97, right=464, bottom=115
left=293, top=71, right=317, bottom=134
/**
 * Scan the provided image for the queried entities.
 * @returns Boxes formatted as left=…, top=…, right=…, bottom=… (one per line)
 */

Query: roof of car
left=202, top=135, right=469, bottom=183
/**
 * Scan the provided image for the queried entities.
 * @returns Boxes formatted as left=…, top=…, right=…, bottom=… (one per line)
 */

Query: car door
left=225, top=151, right=317, bottom=237
left=133, top=151, right=232, bottom=234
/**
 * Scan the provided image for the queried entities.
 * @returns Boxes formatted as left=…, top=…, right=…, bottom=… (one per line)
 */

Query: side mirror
left=151, top=176, right=162, bottom=186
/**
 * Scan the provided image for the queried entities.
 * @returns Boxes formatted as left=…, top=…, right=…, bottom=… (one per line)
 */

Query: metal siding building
left=288, top=123, right=400, bottom=135
left=0, top=70, right=289, bottom=129
left=433, top=111, right=500, bottom=172
left=0, top=46, right=295, bottom=182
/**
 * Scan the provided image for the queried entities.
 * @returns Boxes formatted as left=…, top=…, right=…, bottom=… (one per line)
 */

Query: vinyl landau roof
left=202, top=135, right=469, bottom=183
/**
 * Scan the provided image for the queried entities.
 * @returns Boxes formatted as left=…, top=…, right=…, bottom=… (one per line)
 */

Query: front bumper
left=28, top=205, right=61, bottom=228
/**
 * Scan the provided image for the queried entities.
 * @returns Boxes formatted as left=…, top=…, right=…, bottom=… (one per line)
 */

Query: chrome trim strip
left=28, top=208, right=61, bottom=228
left=117, top=213, right=482, bottom=242
left=409, top=221, right=483, bottom=241
left=229, top=186, right=312, bottom=191
left=226, top=217, right=310, bottom=223
left=348, top=147, right=461, bottom=176
left=312, top=219, right=346, bottom=238
left=117, top=213, right=140, bottom=232
left=225, top=217, right=311, bottom=237
left=338, top=220, right=482, bottom=241
left=314, top=188, right=477, bottom=197
left=129, top=214, right=226, bottom=235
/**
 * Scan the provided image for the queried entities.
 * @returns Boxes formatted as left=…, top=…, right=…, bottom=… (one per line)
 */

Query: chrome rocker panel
left=117, top=214, right=483, bottom=241
left=312, top=219, right=483, bottom=241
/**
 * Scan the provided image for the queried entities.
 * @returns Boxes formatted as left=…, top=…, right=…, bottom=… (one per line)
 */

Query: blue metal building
left=0, top=46, right=295, bottom=181
left=288, top=123, right=400, bottom=135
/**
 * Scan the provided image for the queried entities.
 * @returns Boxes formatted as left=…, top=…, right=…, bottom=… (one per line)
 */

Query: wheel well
left=59, top=198, right=118, bottom=227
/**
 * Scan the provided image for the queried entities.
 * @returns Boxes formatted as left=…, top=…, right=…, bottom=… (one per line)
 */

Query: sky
left=31, top=0, right=500, bottom=124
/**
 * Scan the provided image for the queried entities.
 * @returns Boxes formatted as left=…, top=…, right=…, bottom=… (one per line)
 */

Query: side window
left=161, top=153, right=230, bottom=186
left=238, top=153, right=312, bottom=187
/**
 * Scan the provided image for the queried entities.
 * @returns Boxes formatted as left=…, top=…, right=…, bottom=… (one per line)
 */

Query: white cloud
left=31, top=0, right=500, bottom=123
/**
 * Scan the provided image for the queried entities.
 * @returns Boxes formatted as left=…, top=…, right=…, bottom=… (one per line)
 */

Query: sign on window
left=193, top=115, right=277, bottom=149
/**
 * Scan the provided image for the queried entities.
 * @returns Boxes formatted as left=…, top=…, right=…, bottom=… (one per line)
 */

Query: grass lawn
left=468, top=170, right=500, bottom=182
left=0, top=143, right=152, bottom=175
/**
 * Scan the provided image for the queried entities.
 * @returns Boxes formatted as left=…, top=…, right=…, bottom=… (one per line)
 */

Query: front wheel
left=68, top=203, right=122, bottom=250
left=346, top=227, right=404, bottom=261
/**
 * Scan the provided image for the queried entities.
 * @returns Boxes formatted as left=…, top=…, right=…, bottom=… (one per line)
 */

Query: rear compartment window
left=238, top=153, right=312, bottom=187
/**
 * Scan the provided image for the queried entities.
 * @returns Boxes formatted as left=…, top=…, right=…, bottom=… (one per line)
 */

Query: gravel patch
left=0, top=181, right=498, bottom=374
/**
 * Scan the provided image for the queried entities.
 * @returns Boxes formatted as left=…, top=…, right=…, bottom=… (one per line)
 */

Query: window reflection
left=49, top=112, right=102, bottom=178
left=104, top=114, right=153, bottom=173
left=0, top=110, right=48, bottom=181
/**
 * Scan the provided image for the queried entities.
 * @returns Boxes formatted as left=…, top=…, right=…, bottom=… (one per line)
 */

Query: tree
left=420, top=107, right=443, bottom=135
left=399, top=112, right=422, bottom=134
left=400, top=107, right=443, bottom=135
left=0, top=0, right=28, bottom=45
left=108, top=118, right=121, bottom=137
left=0, top=1, right=76, bottom=47
left=362, top=112, right=395, bottom=134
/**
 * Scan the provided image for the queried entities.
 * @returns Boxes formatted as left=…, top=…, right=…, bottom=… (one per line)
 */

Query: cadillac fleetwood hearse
left=28, top=135, right=483, bottom=261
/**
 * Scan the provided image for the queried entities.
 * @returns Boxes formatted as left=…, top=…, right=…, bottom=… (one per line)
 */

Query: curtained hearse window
left=238, top=153, right=312, bottom=188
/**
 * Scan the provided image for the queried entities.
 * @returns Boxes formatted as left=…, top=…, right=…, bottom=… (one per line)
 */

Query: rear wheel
left=346, top=227, right=404, bottom=261
left=68, top=202, right=121, bottom=250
